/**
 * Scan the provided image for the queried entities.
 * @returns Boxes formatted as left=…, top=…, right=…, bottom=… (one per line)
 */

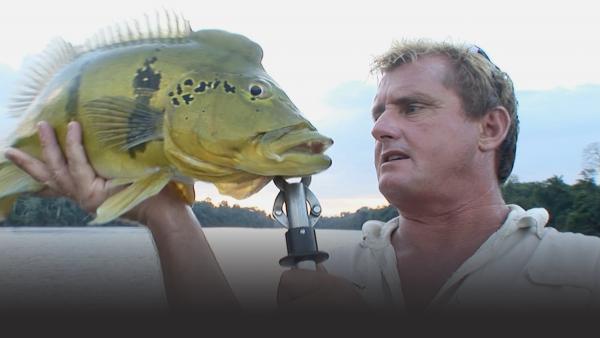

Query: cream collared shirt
left=323, top=205, right=600, bottom=312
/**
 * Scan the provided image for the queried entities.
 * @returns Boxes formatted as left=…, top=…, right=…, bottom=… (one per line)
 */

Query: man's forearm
left=145, top=203, right=240, bottom=311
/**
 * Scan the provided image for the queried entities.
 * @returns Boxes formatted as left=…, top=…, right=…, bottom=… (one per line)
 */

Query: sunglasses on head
left=468, top=45, right=501, bottom=71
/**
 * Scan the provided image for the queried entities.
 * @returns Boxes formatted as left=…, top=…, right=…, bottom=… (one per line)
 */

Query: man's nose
left=371, top=110, right=400, bottom=141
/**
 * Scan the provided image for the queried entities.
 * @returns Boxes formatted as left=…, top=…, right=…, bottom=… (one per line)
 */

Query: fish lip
left=261, top=128, right=333, bottom=155
left=381, top=150, right=410, bottom=164
left=263, top=133, right=333, bottom=161
left=281, top=135, right=334, bottom=155
left=257, top=126, right=332, bottom=161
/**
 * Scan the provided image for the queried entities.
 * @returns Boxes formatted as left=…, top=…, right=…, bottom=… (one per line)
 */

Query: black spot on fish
left=182, top=94, right=194, bottom=105
left=213, top=80, right=220, bottom=89
left=184, top=79, right=194, bottom=86
left=172, top=98, right=180, bottom=106
left=133, top=57, right=161, bottom=93
left=224, top=81, right=236, bottom=93
left=251, top=97, right=256, bottom=101
left=194, top=82, right=207, bottom=93
left=176, top=84, right=183, bottom=95
left=207, top=82, right=212, bottom=88
left=155, top=48, right=161, bottom=52
left=168, top=91, right=174, bottom=97
left=127, top=105, right=152, bottom=158
left=65, top=73, right=82, bottom=120
left=128, top=57, right=162, bottom=157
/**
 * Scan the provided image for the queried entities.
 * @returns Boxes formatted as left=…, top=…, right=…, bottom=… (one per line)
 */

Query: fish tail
left=0, top=163, right=44, bottom=221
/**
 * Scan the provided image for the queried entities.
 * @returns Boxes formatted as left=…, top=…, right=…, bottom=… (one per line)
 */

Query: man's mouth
left=382, top=151, right=410, bottom=163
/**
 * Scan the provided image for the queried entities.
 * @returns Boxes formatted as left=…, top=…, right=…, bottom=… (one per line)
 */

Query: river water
left=0, top=227, right=361, bottom=311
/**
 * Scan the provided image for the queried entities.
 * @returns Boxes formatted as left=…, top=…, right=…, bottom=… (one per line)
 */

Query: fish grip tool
left=272, top=176, right=329, bottom=270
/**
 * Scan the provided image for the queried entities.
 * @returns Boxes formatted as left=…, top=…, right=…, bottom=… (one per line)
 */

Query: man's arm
left=4, top=121, right=239, bottom=311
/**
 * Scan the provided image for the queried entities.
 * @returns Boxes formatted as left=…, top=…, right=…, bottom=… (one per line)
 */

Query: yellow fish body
left=0, top=14, right=332, bottom=224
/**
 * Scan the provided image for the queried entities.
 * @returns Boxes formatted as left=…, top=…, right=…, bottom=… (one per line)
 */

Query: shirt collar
left=360, top=204, right=550, bottom=250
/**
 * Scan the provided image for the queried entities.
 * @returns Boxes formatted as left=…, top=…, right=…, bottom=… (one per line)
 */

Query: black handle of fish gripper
left=279, top=227, right=329, bottom=268
left=272, top=176, right=328, bottom=269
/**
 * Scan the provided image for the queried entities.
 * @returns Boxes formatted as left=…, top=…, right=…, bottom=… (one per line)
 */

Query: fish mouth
left=236, top=126, right=333, bottom=176
left=263, top=128, right=333, bottom=162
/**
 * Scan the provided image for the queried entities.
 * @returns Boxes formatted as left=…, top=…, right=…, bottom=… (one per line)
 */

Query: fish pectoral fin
left=107, top=176, right=140, bottom=188
left=84, top=96, right=164, bottom=151
left=90, top=169, right=172, bottom=225
left=215, top=176, right=272, bottom=199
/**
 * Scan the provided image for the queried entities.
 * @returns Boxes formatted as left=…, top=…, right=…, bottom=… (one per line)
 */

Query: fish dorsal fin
left=79, top=10, right=192, bottom=53
left=7, top=38, right=77, bottom=118
left=6, top=10, right=192, bottom=119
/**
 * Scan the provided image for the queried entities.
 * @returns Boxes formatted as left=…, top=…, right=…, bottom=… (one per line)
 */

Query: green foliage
left=316, top=205, right=398, bottom=230
left=0, top=195, right=276, bottom=228
left=192, top=200, right=276, bottom=228
left=2, top=195, right=130, bottom=227
left=502, top=176, right=600, bottom=236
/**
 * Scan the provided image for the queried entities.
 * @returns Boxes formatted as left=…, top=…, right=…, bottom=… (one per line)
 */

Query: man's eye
left=406, top=104, right=423, bottom=114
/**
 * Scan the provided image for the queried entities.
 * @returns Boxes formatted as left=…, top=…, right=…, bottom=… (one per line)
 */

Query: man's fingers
left=37, top=121, right=75, bottom=194
left=4, top=148, right=52, bottom=184
left=65, top=121, right=96, bottom=184
left=278, top=269, right=324, bottom=304
left=277, top=267, right=368, bottom=311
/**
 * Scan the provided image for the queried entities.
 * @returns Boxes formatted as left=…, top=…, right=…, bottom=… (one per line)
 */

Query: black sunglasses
left=469, top=45, right=501, bottom=72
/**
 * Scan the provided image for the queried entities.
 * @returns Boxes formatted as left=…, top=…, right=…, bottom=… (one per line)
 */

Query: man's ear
left=478, top=106, right=511, bottom=152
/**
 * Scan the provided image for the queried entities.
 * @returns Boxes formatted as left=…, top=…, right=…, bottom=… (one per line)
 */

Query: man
left=279, top=40, right=600, bottom=314
left=5, top=40, right=600, bottom=314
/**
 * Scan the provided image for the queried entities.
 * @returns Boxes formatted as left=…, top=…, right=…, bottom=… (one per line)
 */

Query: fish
left=0, top=12, right=333, bottom=224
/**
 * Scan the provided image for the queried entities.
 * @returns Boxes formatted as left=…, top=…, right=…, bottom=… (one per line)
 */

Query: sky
left=0, top=0, right=599, bottom=216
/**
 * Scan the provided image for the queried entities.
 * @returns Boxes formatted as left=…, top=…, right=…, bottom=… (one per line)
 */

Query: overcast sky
left=1, top=0, right=599, bottom=215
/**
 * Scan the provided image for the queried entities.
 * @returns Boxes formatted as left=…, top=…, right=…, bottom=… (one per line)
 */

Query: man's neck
left=389, top=185, right=510, bottom=311
left=392, top=182, right=509, bottom=255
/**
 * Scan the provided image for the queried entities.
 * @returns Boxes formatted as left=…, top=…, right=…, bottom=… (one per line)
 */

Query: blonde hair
left=372, top=39, right=519, bottom=184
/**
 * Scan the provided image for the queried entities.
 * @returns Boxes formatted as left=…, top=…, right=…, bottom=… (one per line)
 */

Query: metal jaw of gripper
left=272, top=176, right=329, bottom=270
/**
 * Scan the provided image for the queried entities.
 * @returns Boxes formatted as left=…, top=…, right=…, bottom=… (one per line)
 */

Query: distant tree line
left=1, top=175, right=598, bottom=235
left=0, top=197, right=279, bottom=228
left=502, top=175, right=600, bottom=236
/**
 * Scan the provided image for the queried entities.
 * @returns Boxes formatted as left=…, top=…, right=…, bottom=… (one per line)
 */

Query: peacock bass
left=0, top=14, right=332, bottom=224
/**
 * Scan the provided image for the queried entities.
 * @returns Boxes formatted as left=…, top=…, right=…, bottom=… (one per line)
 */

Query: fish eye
left=250, top=85, right=262, bottom=96
left=248, top=81, right=271, bottom=99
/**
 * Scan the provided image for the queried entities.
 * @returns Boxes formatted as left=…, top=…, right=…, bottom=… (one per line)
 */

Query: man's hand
left=4, top=120, right=185, bottom=227
left=5, top=121, right=117, bottom=214
left=277, top=264, right=369, bottom=311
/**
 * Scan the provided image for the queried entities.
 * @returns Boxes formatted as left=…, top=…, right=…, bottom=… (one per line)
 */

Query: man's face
left=371, top=55, right=482, bottom=205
